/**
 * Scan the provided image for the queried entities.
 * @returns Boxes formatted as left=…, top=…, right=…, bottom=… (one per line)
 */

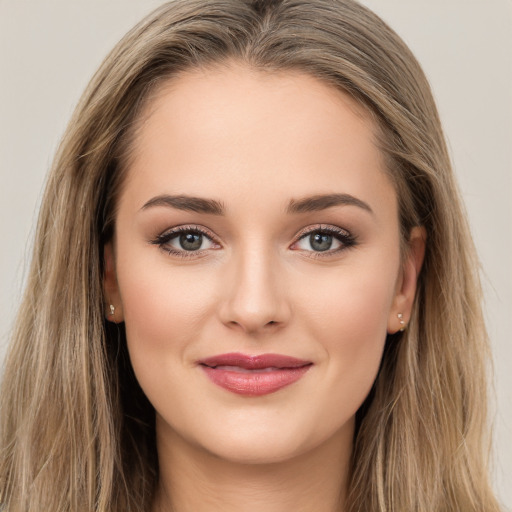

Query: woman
left=0, top=0, right=502, bottom=510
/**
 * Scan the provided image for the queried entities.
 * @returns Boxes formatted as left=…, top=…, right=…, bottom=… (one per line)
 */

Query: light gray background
left=1, top=0, right=510, bottom=508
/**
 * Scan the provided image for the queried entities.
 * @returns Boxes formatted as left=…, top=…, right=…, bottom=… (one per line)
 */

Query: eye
left=297, top=232, right=340, bottom=252
left=150, top=226, right=220, bottom=256
left=291, top=225, right=356, bottom=254
left=169, top=231, right=212, bottom=251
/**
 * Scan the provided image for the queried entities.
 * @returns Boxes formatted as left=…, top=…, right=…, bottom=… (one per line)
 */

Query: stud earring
left=109, top=304, right=115, bottom=316
left=398, top=313, right=406, bottom=332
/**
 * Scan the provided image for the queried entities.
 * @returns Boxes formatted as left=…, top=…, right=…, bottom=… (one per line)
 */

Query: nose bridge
left=220, top=240, right=289, bottom=333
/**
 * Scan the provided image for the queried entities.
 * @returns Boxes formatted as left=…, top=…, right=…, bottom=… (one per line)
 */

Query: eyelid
left=150, top=224, right=222, bottom=257
left=149, top=223, right=355, bottom=258
left=154, top=224, right=219, bottom=242
left=293, top=224, right=351, bottom=241
left=290, top=224, right=356, bottom=255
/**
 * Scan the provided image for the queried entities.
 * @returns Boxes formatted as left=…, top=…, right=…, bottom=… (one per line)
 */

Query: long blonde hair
left=0, top=0, right=501, bottom=510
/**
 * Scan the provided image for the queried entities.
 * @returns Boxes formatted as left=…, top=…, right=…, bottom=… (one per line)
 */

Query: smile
left=198, top=352, right=313, bottom=396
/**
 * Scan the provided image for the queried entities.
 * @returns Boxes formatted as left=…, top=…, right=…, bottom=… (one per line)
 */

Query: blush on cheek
left=314, top=279, right=394, bottom=343
left=119, top=254, right=209, bottom=339
left=315, top=275, right=392, bottom=404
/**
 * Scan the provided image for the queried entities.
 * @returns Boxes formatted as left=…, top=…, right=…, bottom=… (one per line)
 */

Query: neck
left=152, top=417, right=353, bottom=512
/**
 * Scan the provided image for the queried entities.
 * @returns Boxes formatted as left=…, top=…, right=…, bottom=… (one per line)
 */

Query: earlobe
left=387, top=226, right=426, bottom=334
left=103, top=242, right=124, bottom=323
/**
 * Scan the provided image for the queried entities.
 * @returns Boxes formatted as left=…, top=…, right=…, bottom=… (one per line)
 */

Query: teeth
left=213, top=365, right=281, bottom=373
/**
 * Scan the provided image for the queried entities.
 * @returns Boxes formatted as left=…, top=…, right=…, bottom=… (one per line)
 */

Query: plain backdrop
left=1, top=0, right=511, bottom=508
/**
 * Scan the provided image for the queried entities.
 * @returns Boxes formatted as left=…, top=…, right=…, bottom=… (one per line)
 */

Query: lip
left=198, top=352, right=313, bottom=396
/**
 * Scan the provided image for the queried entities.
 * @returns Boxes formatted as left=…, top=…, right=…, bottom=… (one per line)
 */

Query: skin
left=104, top=63, right=425, bottom=512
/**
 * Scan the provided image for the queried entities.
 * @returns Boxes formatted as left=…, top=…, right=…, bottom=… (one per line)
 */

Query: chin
left=165, top=410, right=355, bottom=467
left=199, top=442, right=308, bottom=467
left=207, top=433, right=309, bottom=465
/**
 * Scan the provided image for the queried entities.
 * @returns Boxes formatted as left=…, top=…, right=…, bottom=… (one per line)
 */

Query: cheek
left=328, top=288, right=389, bottom=380
left=299, top=254, right=398, bottom=343
left=115, top=248, right=218, bottom=374
left=295, top=258, right=398, bottom=409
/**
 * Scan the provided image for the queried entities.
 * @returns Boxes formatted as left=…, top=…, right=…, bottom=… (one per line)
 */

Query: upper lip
left=198, top=352, right=312, bottom=370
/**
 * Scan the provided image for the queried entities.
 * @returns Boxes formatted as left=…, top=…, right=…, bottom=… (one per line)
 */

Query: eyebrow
left=286, top=193, right=374, bottom=215
left=141, top=195, right=225, bottom=215
left=140, top=192, right=373, bottom=216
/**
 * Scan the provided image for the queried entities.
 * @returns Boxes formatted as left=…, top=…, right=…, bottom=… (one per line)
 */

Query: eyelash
left=150, top=225, right=219, bottom=259
left=292, top=224, right=357, bottom=258
left=150, top=224, right=357, bottom=259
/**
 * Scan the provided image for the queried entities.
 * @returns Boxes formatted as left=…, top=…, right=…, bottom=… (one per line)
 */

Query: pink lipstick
left=198, top=352, right=312, bottom=396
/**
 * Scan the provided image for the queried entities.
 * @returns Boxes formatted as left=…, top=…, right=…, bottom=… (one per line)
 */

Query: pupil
left=310, top=233, right=332, bottom=251
left=180, top=232, right=202, bottom=251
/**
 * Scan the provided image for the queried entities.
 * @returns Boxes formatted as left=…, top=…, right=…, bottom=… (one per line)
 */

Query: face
left=104, top=64, right=422, bottom=464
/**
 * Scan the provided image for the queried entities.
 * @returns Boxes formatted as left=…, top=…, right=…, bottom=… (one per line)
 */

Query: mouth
left=198, top=352, right=313, bottom=396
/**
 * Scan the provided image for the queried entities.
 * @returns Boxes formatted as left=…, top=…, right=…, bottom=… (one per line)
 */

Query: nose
left=218, top=246, right=291, bottom=335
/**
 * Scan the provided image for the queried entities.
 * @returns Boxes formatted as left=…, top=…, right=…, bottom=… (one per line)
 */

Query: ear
left=103, top=241, right=124, bottom=323
left=387, top=226, right=426, bottom=334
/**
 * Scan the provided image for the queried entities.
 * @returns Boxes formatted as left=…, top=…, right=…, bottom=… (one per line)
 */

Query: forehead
left=121, top=63, right=395, bottom=217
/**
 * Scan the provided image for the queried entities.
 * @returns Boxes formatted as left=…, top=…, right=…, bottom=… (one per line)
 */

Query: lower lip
left=200, top=365, right=312, bottom=396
